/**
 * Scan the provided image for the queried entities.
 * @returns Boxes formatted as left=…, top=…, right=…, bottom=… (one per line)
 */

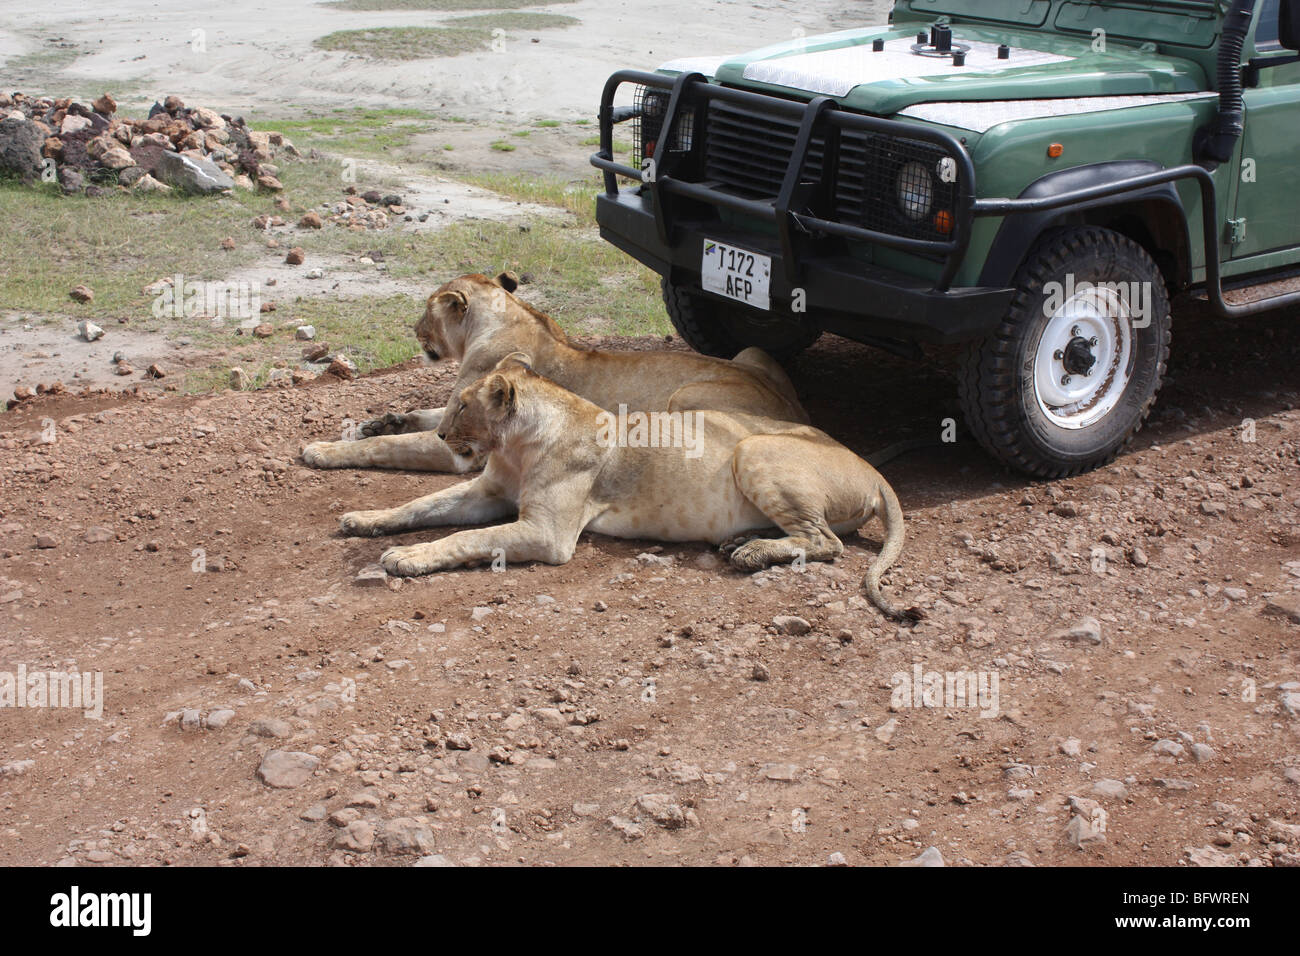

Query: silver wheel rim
left=1033, top=286, right=1134, bottom=430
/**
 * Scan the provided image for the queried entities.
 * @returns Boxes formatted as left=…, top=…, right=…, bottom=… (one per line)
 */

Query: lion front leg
left=340, top=475, right=513, bottom=538
left=303, top=430, right=483, bottom=473
left=380, top=520, right=578, bottom=577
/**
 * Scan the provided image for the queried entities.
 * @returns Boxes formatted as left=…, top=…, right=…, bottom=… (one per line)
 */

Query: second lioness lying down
left=301, top=271, right=807, bottom=474
left=340, top=360, right=917, bottom=620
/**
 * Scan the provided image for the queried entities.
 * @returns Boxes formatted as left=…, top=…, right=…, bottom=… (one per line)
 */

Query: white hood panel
left=740, top=35, right=1072, bottom=97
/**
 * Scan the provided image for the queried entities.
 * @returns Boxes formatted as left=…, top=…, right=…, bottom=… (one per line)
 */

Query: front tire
left=662, top=279, right=819, bottom=359
left=958, top=226, right=1171, bottom=478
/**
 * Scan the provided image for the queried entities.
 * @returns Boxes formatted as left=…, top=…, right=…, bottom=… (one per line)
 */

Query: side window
left=1256, top=0, right=1282, bottom=49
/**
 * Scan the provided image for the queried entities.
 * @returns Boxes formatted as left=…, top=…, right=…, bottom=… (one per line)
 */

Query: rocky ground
left=0, top=90, right=300, bottom=194
left=0, top=299, right=1297, bottom=867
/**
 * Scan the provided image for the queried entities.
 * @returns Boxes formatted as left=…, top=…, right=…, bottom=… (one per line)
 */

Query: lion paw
left=339, top=511, right=387, bottom=537
left=729, top=540, right=774, bottom=571
left=719, top=534, right=759, bottom=556
left=302, top=441, right=342, bottom=469
left=380, top=545, right=434, bottom=577
left=358, top=412, right=410, bottom=438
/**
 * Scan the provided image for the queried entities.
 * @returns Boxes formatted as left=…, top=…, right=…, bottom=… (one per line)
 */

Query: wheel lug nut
left=1054, top=349, right=1064, bottom=360
left=1071, top=326, right=1080, bottom=336
left=1089, top=336, right=1098, bottom=346
left=1061, top=375, right=1071, bottom=386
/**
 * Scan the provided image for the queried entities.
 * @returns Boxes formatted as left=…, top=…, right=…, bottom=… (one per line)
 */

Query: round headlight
left=897, top=160, right=935, bottom=221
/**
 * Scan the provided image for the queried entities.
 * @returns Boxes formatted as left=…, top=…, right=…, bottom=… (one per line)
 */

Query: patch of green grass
left=449, top=12, right=580, bottom=30
left=0, top=44, right=80, bottom=81
left=533, top=119, right=561, bottom=128
left=250, top=107, right=437, bottom=158
left=325, top=0, right=573, bottom=9
left=181, top=290, right=424, bottom=395
left=580, top=135, right=601, bottom=147
left=511, top=130, right=531, bottom=138
left=0, top=184, right=259, bottom=321
left=0, top=154, right=358, bottom=319
left=460, top=170, right=600, bottom=225
left=404, top=217, right=667, bottom=337
left=489, top=141, right=516, bottom=152
left=314, top=14, right=575, bottom=60
left=314, top=27, right=492, bottom=60
left=280, top=296, right=421, bottom=369
left=1, top=121, right=667, bottom=401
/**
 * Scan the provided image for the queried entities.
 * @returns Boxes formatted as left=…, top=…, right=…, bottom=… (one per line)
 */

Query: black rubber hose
left=1197, top=0, right=1258, bottom=167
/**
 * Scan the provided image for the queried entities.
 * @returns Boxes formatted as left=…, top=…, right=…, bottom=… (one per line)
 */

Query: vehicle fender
left=978, top=160, right=1193, bottom=290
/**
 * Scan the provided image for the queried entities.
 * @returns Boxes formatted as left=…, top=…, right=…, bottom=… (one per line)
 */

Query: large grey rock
left=154, top=151, right=234, bottom=194
left=256, top=749, right=319, bottom=788
left=899, top=846, right=945, bottom=867
left=377, top=817, right=437, bottom=855
left=0, top=118, right=44, bottom=180
left=249, top=717, right=292, bottom=738
left=635, top=793, right=687, bottom=829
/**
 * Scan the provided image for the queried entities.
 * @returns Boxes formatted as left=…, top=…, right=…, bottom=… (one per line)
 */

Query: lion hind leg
left=729, top=347, right=809, bottom=423
left=726, top=437, right=846, bottom=571
left=667, top=381, right=807, bottom=425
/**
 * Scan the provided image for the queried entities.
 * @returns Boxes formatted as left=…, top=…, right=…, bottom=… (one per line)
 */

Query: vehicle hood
left=659, top=25, right=1209, bottom=116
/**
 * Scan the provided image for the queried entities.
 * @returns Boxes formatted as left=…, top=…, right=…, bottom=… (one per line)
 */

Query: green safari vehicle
left=590, top=0, right=1300, bottom=477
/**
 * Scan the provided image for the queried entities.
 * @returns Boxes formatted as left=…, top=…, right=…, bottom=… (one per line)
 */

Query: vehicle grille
left=703, top=98, right=960, bottom=244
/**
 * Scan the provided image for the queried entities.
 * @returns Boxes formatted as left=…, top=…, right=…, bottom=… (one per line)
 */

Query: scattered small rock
left=76, top=320, right=104, bottom=341
left=772, top=615, right=811, bottom=636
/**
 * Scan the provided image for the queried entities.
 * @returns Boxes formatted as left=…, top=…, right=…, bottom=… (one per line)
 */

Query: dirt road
left=1, top=298, right=1297, bottom=866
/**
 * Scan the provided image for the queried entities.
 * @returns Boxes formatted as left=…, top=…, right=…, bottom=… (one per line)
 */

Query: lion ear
left=494, top=271, right=520, bottom=294
left=435, top=289, right=469, bottom=315
left=484, top=373, right=516, bottom=416
left=494, top=350, right=533, bottom=372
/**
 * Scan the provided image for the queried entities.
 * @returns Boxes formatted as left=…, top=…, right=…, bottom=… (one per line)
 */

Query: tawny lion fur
left=337, top=360, right=914, bottom=620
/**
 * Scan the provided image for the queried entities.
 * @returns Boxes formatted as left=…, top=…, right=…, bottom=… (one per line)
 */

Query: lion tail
left=862, top=479, right=920, bottom=622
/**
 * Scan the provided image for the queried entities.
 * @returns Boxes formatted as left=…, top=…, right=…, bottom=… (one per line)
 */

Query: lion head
left=415, top=271, right=522, bottom=362
left=437, top=356, right=532, bottom=458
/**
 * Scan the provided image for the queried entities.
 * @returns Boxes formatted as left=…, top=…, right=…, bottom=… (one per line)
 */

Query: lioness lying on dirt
left=338, top=360, right=916, bottom=620
left=302, top=272, right=807, bottom=473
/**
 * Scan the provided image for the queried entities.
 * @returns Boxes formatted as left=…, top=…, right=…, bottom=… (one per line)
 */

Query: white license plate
left=701, top=239, right=771, bottom=311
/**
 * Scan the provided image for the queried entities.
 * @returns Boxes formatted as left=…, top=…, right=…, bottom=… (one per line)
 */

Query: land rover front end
left=591, top=0, right=1300, bottom=477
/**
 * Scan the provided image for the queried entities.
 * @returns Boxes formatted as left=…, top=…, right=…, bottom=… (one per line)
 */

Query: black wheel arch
left=978, top=160, right=1193, bottom=296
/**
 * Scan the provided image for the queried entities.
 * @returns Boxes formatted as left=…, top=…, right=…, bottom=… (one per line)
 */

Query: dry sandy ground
left=2, top=0, right=1299, bottom=869
left=0, top=0, right=888, bottom=118
left=0, top=302, right=1297, bottom=867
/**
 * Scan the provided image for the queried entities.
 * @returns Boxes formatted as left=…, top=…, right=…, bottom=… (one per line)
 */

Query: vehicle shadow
left=789, top=296, right=1300, bottom=507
